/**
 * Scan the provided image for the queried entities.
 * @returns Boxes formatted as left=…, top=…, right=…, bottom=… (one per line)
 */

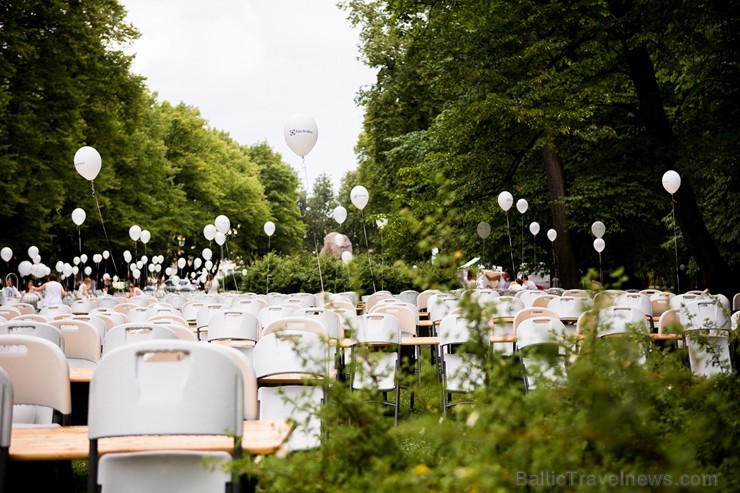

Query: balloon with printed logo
left=74, top=146, right=102, bottom=181
left=264, top=221, right=276, bottom=237
left=333, top=206, right=347, bottom=225
left=497, top=191, right=513, bottom=212
left=72, top=208, right=86, bottom=226
left=350, top=186, right=369, bottom=210
left=284, top=113, right=319, bottom=157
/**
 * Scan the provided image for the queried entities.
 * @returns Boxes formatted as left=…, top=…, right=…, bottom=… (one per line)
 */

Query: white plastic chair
left=350, top=313, right=402, bottom=423
left=438, top=314, right=486, bottom=415
left=88, top=340, right=245, bottom=493
left=103, top=323, right=179, bottom=355
left=48, top=319, right=101, bottom=368
left=70, top=299, right=94, bottom=314
left=194, top=303, right=225, bottom=340
left=0, top=320, right=65, bottom=349
left=0, top=335, right=71, bottom=426
left=206, top=309, right=260, bottom=343
left=0, top=366, right=13, bottom=488
left=680, top=299, right=733, bottom=376
left=0, top=307, right=22, bottom=320
left=257, top=306, right=301, bottom=333
left=515, top=317, right=568, bottom=391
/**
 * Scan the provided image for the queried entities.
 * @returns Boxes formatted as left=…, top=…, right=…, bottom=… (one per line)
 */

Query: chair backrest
left=195, top=303, right=225, bottom=330
left=164, top=294, right=188, bottom=310
left=11, top=303, right=36, bottom=315
left=640, top=289, right=665, bottom=297
left=597, top=306, right=650, bottom=337
left=257, top=305, right=296, bottom=329
left=70, top=299, right=94, bottom=314
left=516, top=317, right=567, bottom=350
left=679, top=299, right=730, bottom=330
left=515, top=289, right=548, bottom=308
left=427, top=294, right=459, bottom=323
left=265, top=292, right=289, bottom=306
left=369, top=304, right=418, bottom=337
left=103, top=323, right=179, bottom=355
left=669, top=293, right=706, bottom=310
left=651, top=297, right=672, bottom=318
left=531, top=293, right=559, bottom=308
left=0, top=306, right=22, bottom=320
left=147, top=313, right=189, bottom=327
left=112, top=302, right=137, bottom=315
left=470, top=289, right=501, bottom=308
left=658, top=309, right=682, bottom=334
left=0, top=320, right=65, bottom=349
left=253, top=330, right=330, bottom=378
left=149, top=320, right=198, bottom=341
left=64, top=315, right=107, bottom=341
left=561, top=289, right=592, bottom=299
left=180, top=301, right=206, bottom=322
left=396, top=290, right=419, bottom=306
left=416, top=289, right=442, bottom=311
left=38, top=304, right=73, bottom=318
left=614, top=292, right=653, bottom=317
left=94, top=297, right=120, bottom=309
left=0, top=366, right=13, bottom=448
left=292, top=307, right=342, bottom=340
left=88, top=340, right=244, bottom=439
left=229, top=297, right=267, bottom=317
left=13, top=313, right=50, bottom=323
left=575, top=309, right=599, bottom=335
left=547, top=296, right=592, bottom=320
left=0, top=335, right=71, bottom=417
left=354, top=313, right=401, bottom=345
left=206, top=309, right=260, bottom=342
left=491, top=296, right=525, bottom=318
left=364, top=292, right=394, bottom=312
left=733, top=293, right=740, bottom=312
left=513, top=308, right=560, bottom=335
left=48, top=319, right=102, bottom=366
left=128, top=296, right=155, bottom=308
left=325, top=299, right=357, bottom=312
left=90, top=307, right=128, bottom=326
left=593, top=289, right=627, bottom=308
left=126, top=306, right=150, bottom=323
left=261, top=317, right=327, bottom=338
left=438, top=314, right=477, bottom=346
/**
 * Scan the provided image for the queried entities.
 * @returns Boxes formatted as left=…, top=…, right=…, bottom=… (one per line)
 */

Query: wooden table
left=9, top=420, right=292, bottom=461
left=69, top=367, right=94, bottom=383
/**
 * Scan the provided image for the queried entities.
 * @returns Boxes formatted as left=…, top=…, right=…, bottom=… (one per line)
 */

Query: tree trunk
left=543, top=143, right=580, bottom=289
left=620, top=39, right=733, bottom=297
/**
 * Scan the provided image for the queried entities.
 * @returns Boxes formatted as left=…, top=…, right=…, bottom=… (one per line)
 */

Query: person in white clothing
left=32, top=273, right=67, bottom=306
left=3, top=278, right=20, bottom=301
left=205, top=274, right=219, bottom=294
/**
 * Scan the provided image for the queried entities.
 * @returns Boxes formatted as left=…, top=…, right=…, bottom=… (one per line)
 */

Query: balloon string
left=598, top=252, right=603, bottom=285
left=520, top=216, right=525, bottom=269
left=266, top=237, right=270, bottom=293
left=672, top=195, right=680, bottom=293
left=224, top=241, right=238, bottom=292
left=362, top=210, right=376, bottom=293
left=91, top=181, right=118, bottom=276
left=301, top=155, right=324, bottom=292
left=505, top=212, right=515, bottom=274
left=77, top=226, right=82, bottom=255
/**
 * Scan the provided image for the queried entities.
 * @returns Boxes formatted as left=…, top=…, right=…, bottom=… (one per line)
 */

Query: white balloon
left=283, top=113, right=318, bottom=158
left=63, top=264, right=73, bottom=277
left=18, top=260, right=32, bottom=277
left=516, top=199, right=528, bottom=214
left=72, top=266, right=79, bottom=275
left=71, top=208, right=86, bottom=226
left=350, top=185, right=369, bottom=210
left=591, top=221, right=606, bottom=238
left=80, top=254, right=88, bottom=264
left=264, top=221, right=276, bottom=237
left=177, top=258, right=186, bottom=269
left=140, top=255, right=147, bottom=264
left=84, top=266, right=92, bottom=276
left=123, top=250, right=132, bottom=263
left=93, top=254, right=102, bottom=264
left=202, top=248, right=212, bottom=261
left=376, top=216, right=388, bottom=229
left=132, top=269, right=141, bottom=280
left=136, top=261, right=143, bottom=270
left=498, top=191, right=513, bottom=212
left=27, top=246, right=39, bottom=259
left=477, top=221, right=491, bottom=239
left=215, top=232, right=226, bottom=246
left=103, top=250, right=110, bottom=259
left=341, top=251, right=353, bottom=264
left=205, top=260, right=213, bottom=270
left=200, top=272, right=208, bottom=283
left=241, top=269, right=247, bottom=276
left=215, top=215, right=230, bottom=234
left=333, top=206, right=347, bottom=225
left=32, top=264, right=45, bottom=279
left=103, top=273, right=111, bottom=280
left=55, top=260, right=64, bottom=272
left=74, top=146, right=102, bottom=181
left=0, top=247, right=11, bottom=262
left=129, top=225, right=141, bottom=242
left=129, top=263, right=137, bottom=272
left=593, top=238, right=606, bottom=253
left=73, top=256, right=80, bottom=266
left=155, top=264, right=161, bottom=273
left=662, top=170, right=681, bottom=195
left=32, top=255, right=41, bottom=265
left=529, top=222, right=540, bottom=236
left=165, top=267, right=172, bottom=276
left=203, top=224, right=217, bottom=241
left=334, top=233, right=345, bottom=247
left=547, top=229, right=557, bottom=242
left=193, top=258, right=202, bottom=269
left=148, top=263, right=156, bottom=273
left=140, top=230, right=151, bottom=244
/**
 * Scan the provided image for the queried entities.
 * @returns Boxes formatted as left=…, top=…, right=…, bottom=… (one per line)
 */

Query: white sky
left=119, top=0, right=376, bottom=192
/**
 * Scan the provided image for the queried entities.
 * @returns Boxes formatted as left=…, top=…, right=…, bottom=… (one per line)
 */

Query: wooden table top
left=10, top=420, right=291, bottom=461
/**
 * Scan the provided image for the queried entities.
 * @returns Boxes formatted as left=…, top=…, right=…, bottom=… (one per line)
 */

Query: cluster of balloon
left=203, top=224, right=217, bottom=241
left=590, top=221, right=606, bottom=283
left=497, top=191, right=516, bottom=273
left=333, top=206, right=347, bottom=225
left=662, top=170, right=682, bottom=291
